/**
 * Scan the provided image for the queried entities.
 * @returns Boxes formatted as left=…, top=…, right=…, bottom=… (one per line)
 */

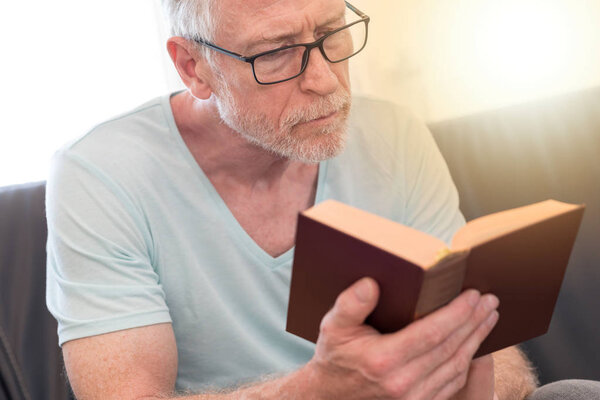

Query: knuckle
left=452, top=353, right=471, bottom=376
left=439, top=337, right=457, bottom=361
left=383, top=374, right=413, bottom=398
left=318, top=314, right=335, bottom=338
left=459, top=295, right=477, bottom=315
left=442, top=373, right=468, bottom=400
left=423, top=324, right=445, bottom=347
left=364, top=353, right=394, bottom=378
left=447, top=371, right=469, bottom=396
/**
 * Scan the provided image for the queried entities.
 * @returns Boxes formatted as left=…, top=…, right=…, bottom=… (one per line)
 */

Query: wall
left=349, top=0, right=600, bottom=122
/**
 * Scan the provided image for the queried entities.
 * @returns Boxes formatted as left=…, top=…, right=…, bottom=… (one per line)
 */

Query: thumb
left=321, top=277, right=379, bottom=332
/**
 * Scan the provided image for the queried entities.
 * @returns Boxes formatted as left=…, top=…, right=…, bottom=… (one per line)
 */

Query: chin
left=281, top=120, right=349, bottom=164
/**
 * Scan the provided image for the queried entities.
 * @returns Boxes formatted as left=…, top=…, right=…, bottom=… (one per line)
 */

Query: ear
left=167, top=37, right=214, bottom=100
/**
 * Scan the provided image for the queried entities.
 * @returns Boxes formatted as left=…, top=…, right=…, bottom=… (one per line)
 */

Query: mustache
left=281, top=90, right=352, bottom=127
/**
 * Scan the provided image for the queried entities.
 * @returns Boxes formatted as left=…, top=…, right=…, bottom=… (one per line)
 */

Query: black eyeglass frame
left=192, top=1, right=370, bottom=85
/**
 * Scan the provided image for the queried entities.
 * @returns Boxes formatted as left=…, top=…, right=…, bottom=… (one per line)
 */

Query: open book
left=286, top=199, right=584, bottom=356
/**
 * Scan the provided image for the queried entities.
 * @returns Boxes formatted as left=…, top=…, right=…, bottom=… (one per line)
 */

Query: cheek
left=335, top=61, right=351, bottom=89
left=251, top=87, right=293, bottom=124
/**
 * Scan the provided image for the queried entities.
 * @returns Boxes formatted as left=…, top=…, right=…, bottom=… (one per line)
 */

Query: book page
left=304, top=200, right=448, bottom=268
left=452, top=200, right=582, bottom=249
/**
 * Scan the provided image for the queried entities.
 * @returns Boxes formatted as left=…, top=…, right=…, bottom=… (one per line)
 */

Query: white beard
left=213, top=77, right=352, bottom=164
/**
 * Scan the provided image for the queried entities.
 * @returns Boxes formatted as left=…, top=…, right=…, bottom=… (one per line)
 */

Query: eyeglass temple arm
left=193, top=2, right=367, bottom=62
left=345, top=1, right=368, bottom=18
left=193, top=38, right=250, bottom=62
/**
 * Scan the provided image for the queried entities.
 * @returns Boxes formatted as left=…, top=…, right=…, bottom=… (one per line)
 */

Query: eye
left=318, top=29, right=336, bottom=38
left=260, top=51, right=285, bottom=61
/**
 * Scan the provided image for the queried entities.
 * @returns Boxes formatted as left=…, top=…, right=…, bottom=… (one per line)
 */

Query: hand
left=307, top=277, right=499, bottom=400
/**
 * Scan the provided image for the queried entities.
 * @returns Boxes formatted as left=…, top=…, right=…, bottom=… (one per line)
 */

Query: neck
left=170, top=91, right=318, bottom=191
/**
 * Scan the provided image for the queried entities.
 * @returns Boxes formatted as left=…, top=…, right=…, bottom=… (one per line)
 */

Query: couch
left=1, top=87, right=598, bottom=399
left=430, top=86, right=600, bottom=384
left=0, top=182, right=72, bottom=400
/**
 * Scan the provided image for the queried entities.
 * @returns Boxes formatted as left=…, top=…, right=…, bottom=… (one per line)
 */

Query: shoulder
left=342, top=95, right=434, bottom=170
left=347, top=95, right=431, bottom=152
left=50, top=95, right=176, bottom=190
left=64, top=95, right=170, bottom=163
left=349, top=95, right=423, bottom=133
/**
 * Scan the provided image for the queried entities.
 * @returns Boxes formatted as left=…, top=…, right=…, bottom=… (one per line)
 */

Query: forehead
left=215, top=0, right=347, bottom=48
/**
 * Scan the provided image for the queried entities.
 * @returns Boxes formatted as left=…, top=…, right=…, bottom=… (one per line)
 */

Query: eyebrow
left=245, top=10, right=346, bottom=54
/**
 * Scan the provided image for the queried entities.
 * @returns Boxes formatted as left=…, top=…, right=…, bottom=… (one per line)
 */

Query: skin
left=62, top=0, right=538, bottom=398
left=167, top=0, right=352, bottom=257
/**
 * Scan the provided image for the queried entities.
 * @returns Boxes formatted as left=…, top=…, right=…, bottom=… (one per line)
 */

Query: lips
left=299, top=110, right=339, bottom=126
left=315, top=111, right=337, bottom=121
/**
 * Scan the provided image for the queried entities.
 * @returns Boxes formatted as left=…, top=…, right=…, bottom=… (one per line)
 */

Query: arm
left=449, top=347, right=538, bottom=400
left=64, top=278, right=499, bottom=399
left=493, top=346, right=539, bottom=400
left=62, top=323, right=317, bottom=400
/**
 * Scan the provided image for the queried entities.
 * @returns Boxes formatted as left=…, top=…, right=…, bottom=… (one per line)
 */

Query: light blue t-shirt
left=46, top=93, right=464, bottom=392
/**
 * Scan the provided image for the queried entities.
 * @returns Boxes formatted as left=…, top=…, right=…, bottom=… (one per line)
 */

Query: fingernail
left=466, top=290, right=481, bottom=307
left=482, top=294, right=500, bottom=311
left=355, top=278, right=374, bottom=303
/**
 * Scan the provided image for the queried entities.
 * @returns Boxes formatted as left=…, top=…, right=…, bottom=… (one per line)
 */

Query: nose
left=298, top=46, right=339, bottom=96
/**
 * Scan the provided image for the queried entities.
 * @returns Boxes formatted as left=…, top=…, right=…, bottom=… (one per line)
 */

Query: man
left=46, top=0, right=538, bottom=398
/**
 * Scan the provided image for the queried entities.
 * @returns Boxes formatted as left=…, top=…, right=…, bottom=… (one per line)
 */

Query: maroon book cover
left=286, top=200, right=584, bottom=357
left=466, top=207, right=584, bottom=356
left=287, top=215, right=424, bottom=342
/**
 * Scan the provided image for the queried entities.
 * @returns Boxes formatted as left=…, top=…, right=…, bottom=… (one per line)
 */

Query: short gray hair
left=161, top=0, right=219, bottom=62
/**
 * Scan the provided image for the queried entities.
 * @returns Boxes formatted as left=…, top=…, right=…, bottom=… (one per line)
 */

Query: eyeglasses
left=192, top=1, right=369, bottom=85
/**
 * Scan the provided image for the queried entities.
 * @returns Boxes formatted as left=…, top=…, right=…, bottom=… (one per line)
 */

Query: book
left=286, top=199, right=585, bottom=356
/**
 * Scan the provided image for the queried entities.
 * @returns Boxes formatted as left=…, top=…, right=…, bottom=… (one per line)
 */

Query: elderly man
left=46, top=0, right=539, bottom=399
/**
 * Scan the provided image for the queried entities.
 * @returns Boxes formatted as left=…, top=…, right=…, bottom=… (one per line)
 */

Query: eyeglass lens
left=253, top=20, right=367, bottom=84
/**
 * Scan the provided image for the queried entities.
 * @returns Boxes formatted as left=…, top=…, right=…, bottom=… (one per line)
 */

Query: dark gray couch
left=0, top=182, right=72, bottom=400
left=1, top=87, right=598, bottom=399
left=430, top=86, right=600, bottom=384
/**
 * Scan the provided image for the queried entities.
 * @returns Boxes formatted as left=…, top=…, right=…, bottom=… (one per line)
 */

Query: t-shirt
left=46, top=93, right=465, bottom=392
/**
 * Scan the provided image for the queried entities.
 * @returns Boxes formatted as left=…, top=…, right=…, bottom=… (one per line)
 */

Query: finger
left=430, top=365, right=496, bottom=400
left=390, top=300, right=497, bottom=400
left=429, top=370, right=469, bottom=400
left=378, top=289, right=483, bottom=361
left=405, top=293, right=499, bottom=377
left=415, top=310, right=499, bottom=400
left=443, top=355, right=495, bottom=400
left=319, top=277, right=380, bottom=333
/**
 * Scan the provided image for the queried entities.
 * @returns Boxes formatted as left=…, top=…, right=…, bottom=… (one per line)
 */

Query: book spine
left=414, top=252, right=469, bottom=318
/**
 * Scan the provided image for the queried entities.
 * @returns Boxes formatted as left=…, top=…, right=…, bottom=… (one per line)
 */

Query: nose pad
left=298, top=43, right=339, bottom=94
left=301, top=48, right=310, bottom=71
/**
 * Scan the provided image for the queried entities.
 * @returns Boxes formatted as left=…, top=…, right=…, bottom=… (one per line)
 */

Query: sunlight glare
left=474, top=1, right=571, bottom=89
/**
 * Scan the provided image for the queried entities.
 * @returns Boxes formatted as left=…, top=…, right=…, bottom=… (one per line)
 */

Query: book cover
left=286, top=200, right=585, bottom=356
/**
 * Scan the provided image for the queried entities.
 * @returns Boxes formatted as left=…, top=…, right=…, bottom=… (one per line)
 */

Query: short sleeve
left=399, top=111, right=466, bottom=244
left=46, top=148, right=172, bottom=346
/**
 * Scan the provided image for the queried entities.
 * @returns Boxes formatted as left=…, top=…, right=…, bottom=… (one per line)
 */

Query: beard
left=212, top=77, right=352, bottom=164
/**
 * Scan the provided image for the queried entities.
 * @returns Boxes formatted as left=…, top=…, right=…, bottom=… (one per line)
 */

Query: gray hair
left=161, top=0, right=219, bottom=63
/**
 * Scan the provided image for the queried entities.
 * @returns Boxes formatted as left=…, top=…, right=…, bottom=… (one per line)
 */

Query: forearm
left=153, top=364, right=320, bottom=400
left=493, top=346, right=539, bottom=400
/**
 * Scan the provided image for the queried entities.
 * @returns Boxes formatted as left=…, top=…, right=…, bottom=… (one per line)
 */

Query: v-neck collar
left=161, top=92, right=329, bottom=270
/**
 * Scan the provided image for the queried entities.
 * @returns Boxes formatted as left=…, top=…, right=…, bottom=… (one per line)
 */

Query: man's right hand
left=306, top=277, right=499, bottom=400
